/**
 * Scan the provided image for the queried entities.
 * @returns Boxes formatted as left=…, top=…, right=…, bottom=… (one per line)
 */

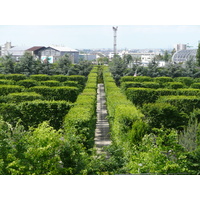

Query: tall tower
left=113, top=26, right=118, bottom=55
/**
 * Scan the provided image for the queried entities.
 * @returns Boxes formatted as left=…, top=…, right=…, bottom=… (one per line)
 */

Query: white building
left=174, top=44, right=187, bottom=52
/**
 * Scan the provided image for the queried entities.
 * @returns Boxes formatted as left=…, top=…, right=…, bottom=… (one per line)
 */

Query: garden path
left=94, top=83, right=111, bottom=156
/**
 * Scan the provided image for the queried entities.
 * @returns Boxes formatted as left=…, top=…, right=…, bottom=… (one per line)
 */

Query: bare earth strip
left=94, top=83, right=111, bottom=155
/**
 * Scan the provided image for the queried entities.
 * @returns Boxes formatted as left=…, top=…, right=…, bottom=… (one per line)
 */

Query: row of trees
left=109, top=54, right=200, bottom=85
left=0, top=53, right=93, bottom=76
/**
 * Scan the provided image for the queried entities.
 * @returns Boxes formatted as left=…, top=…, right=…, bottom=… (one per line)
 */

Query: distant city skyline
left=1, top=25, right=200, bottom=50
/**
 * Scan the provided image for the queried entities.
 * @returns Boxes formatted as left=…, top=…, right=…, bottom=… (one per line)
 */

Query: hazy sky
left=1, top=25, right=200, bottom=50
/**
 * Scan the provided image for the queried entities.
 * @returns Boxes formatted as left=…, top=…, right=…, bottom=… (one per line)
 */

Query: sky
left=1, top=25, right=200, bottom=50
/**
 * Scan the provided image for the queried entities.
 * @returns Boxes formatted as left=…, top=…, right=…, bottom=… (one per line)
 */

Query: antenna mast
left=113, top=26, right=118, bottom=55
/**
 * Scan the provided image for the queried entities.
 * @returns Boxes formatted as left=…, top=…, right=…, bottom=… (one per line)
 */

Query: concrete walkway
left=94, top=83, right=111, bottom=155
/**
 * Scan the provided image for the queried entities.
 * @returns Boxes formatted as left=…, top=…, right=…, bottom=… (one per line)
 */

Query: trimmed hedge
left=5, top=74, right=27, bottom=81
left=142, top=102, right=188, bottom=130
left=0, top=100, right=72, bottom=130
left=63, top=66, right=98, bottom=150
left=51, top=75, right=68, bottom=82
left=3, top=92, right=42, bottom=103
left=157, top=95, right=200, bottom=114
left=190, top=83, right=200, bottom=89
left=103, top=66, right=145, bottom=146
left=17, top=79, right=39, bottom=88
left=30, top=74, right=51, bottom=81
left=29, top=86, right=79, bottom=102
left=126, top=88, right=178, bottom=107
left=0, top=79, right=15, bottom=85
left=166, top=82, right=184, bottom=89
left=121, top=81, right=160, bottom=92
left=0, top=85, right=25, bottom=96
left=40, top=80, right=61, bottom=87
left=174, top=77, right=194, bottom=87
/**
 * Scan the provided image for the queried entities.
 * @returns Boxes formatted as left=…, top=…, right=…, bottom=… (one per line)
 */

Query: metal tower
left=113, top=26, right=118, bottom=55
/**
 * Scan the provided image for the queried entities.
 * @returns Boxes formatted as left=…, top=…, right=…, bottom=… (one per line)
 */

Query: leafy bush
left=3, top=92, right=42, bottom=103
left=51, top=75, right=68, bottom=82
left=166, top=82, right=184, bottom=89
left=0, top=79, right=15, bottom=85
left=30, top=74, right=51, bottom=81
left=153, top=77, right=173, bottom=84
left=40, top=80, right=61, bottom=87
left=17, top=79, right=39, bottom=88
left=5, top=74, right=27, bottom=81
left=157, top=95, right=200, bottom=114
left=0, top=85, right=25, bottom=96
left=29, top=86, right=79, bottom=102
left=174, top=77, right=194, bottom=87
left=142, top=102, right=188, bottom=130
left=191, top=83, right=200, bottom=89
left=66, top=75, right=86, bottom=86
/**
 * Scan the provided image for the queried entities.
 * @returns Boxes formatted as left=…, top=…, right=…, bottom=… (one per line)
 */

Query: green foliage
left=29, top=86, right=79, bottom=102
left=17, top=79, right=39, bottom=88
left=51, top=75, right=68, bottom=82
left=40, top=80, right=61, bottom=87
left=3, top=92, right=42, bottom=103
left=142, top=102, right=188, bottom=130
left=5, top=74, right=27, bottom=82
left=126, top=88, right=158, bottom=106
left=0, top=85, right=24, bottom=96
left=153, top=76, right=173, bottom=84
left=166, top=82, right=184, bottom=89
left=0, top=79, right=15, bottom=85
left=190, top=82, right=200, bottom=89
left=157, top=95, right=200, bottom=114
left=30, top=74, right=51, bottom=81
left=66, top=75, right=86, bottom=86
left=174, top=77, right=194, bottom=87
left=127, top=130, right=189, bottom=174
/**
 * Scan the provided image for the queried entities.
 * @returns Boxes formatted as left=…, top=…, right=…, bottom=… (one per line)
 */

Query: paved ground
left=94, top=83, right=111, bottom=155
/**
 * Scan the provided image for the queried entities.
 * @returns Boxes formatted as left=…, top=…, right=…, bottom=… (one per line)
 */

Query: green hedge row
left=63, top=66, right=98, bottom=150
left=0, top=100, right=72, bottom=130
left=103, top=66, right=145, bottom=146
left=157, top=95, right=200, bottom=114
left=126, top=88, right=200, bottom=107
left=0, top=92, right=42, bottom=103
left=28, top=86, right=79, bottom=102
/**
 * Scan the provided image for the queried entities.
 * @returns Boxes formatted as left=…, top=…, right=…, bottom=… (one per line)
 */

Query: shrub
left=3, top=92, right=42, bottom=103
left=126, top=88, right=178, bottom=107
left=126, top=88, right=158, bottom=107
left=177, top=89, right=200, bottom=96
left=0, top=79, right=15, bottom=85
left=5, top=74, right=27, bottom=81
left=157, top=95, right=200, bottom=114
left=40, top=80, right=61, bottom=87
left=29, top=86, right=79, bottom=102
left=153, top=77, right=173, bottom=84
left=174, top=77, right=194, bottom=87
left=66, top=75, right=86, bottom=86
left=18, top=100, right=72, bottom=130
left=0, top=85, right=24, bottom=96
left=0, top=100, right=73, bottom=129
left=142, top=102, right=188, bottom=130
left=17, top=79, right=39, bottom=88
left=134, top=76, right=152, bottom=82
left=166, top=82, right=184, bottom=89
left=191, top=83, right=200, bottom=89
left=51, top=75, right=68, bottom=82
left=30, top=74, right=51, bottom=81
left=120, top=76, right=135, bottom=83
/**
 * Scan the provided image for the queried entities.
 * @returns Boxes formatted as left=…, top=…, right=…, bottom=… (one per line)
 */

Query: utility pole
left=113, top=26, right=118, bottom=55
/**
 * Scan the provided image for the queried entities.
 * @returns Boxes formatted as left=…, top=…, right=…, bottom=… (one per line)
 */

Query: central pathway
left=94, top=83, right=111, bottom=155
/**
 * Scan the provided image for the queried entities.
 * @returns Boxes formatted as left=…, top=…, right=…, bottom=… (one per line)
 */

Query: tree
left=16, top=52, right=37, bottom=75
left=1, top=54, right=16, bottom=73
left=109, top=55, right=127, bottom=85
left=55, top=54, right=72, bottom=75
left=196, top=43, right=200, bottom=67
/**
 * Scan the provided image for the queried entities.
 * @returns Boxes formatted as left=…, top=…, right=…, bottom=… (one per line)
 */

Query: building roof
left=49, top=45, right=78, bottom=52
left=26, top=46, right=45, bottom=51
left=172, top=49, right=197, bottom=63
left=8, top=46, right=31, bottom=56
